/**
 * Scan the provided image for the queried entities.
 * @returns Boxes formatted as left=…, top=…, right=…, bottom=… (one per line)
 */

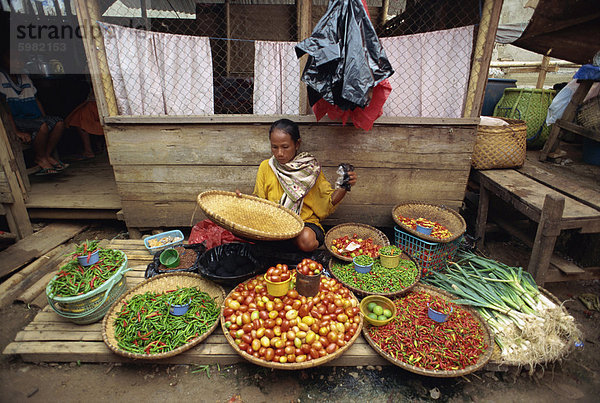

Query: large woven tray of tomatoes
left=221, top=269, right=363, bottom=369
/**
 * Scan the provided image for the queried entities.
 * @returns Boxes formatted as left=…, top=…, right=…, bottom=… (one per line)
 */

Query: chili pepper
left=330, top=259, right=418, bottom=294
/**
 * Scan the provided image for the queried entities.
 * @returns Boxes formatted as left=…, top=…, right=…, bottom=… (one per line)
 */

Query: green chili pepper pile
left=113, top=287, right=220, bottom=355
left=49, top=249, right=125, bottom=297
left=330, top=259, right=418, bottom=293
left=353, top=255, right=373, bottom=266
left=367, top=290, right=488, bottom=371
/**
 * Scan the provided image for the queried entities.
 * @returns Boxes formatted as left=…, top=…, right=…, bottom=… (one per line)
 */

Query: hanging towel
left=380, top=26, right=474, bottom=118
left=100, top=23, right=214, bottom=115
left=254, top=41, right=300, bottom=115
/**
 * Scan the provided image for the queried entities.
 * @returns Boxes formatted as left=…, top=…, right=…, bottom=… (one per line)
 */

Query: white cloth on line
left=253, top=41, right=300, bottom=115
left=380, top=25, right=475, bottom=118
left=100, top=23, right=214, bottom=115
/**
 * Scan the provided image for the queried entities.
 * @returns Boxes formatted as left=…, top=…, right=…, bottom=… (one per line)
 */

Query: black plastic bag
left=295, top=0, right=394, bottom=110
left=196, top=243, right=264, bottom=287
left=144, top=242, right=207, bottom=279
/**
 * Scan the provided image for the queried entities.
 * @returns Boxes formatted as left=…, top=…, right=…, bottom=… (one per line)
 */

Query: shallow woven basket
left=328, top=254, right=421, bottom=298
left=221, top=274, right=363, bottom=369
left=197, top=190, right=304, bottom=241
left=472, top=118, right=527, bottom=170
left=392, top=202, right=466, bottom=243
left=324, top=223, right=390, bottom=262
left=488, top=287, right=576, bottom=368
left=362, top=284, right=494, bottom=378
left=102, top=272, right=225, bottom=360
left=577, top=96, right=600, bottom=133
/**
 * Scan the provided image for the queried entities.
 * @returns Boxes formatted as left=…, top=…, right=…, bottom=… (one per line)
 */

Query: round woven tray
left=221, top=274, right=363, bottom=369
left=392, top=202, right=466, bottom=243
left=324, top=223, right=390, bottom=262
left=197, top=190, right=304, bottom=241
left=362, top=284, right=494, bottom=378
left=102, top=272, right=225, bottom=360
left=488, top=286, right=575, bottom=367
left=328, top=254, right=421, bottom=298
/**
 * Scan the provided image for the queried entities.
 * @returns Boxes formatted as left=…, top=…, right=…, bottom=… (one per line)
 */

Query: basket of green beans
left=102, top=272, right=225, bottom=359
left=46, top=248, right=130, bottom=325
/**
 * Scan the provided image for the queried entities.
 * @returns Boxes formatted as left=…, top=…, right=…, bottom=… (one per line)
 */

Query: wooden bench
left=473, top=169, right=600, bottom=285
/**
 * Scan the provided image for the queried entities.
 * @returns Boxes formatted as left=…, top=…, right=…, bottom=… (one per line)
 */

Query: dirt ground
left=1, top=220, right=599, bottom=403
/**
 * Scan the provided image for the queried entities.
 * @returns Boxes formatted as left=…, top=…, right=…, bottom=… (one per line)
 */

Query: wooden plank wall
left=105, top=122, right=476, bottom=229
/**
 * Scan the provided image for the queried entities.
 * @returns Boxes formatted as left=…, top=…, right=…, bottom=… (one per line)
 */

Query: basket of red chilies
left=46, top=241, right=130, bottom=325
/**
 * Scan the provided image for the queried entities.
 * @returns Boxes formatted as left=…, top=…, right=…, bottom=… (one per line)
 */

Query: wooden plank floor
left=3, top=239, right=388, bottom=366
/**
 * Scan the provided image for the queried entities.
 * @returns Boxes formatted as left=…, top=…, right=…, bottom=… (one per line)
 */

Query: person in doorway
left=65, top=93, right=104, bottom=161
left=248, top=119, right=357, bottom=252
left=0, top=51, right=68, bottom=175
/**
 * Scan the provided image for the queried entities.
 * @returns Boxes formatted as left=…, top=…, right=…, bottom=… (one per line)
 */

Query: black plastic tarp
left=295, top=0, right=394, bottom=110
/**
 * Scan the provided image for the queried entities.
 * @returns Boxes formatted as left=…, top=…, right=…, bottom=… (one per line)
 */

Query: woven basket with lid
left=197, top=190, right=304, bottom=241
left=392, top=202, right=466, bottom=243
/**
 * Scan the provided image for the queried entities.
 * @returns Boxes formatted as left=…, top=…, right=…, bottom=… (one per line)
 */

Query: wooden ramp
left=3, top=239, right=387, bottom=366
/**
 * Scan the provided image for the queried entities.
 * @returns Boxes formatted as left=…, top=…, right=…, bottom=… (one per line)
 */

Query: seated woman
left=251, top=119, right=357, bottom=252
left=65, top=94, right=104, bottom=160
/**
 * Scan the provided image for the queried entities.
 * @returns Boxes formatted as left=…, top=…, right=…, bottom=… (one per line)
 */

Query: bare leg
left=76, top=127, right=95, bottom=158
left=294, top=227, right=319, bottom=252
left=45, top=121, right=65, bottom=166
left=32, top=123, right=55, bottom=171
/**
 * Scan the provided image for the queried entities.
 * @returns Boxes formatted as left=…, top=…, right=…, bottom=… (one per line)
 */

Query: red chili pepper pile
left=395, top=215, right=452, bottom=240
left=367, top=291, right=488, bottom=371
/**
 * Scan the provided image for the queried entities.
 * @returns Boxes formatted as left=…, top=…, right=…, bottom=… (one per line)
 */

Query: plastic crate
left=144, top=230, right=185, bottom=253
left=394, top=226, right=461, bottom=276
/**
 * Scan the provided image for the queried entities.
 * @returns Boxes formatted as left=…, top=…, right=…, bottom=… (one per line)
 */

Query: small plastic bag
left=335, top=163, right=355, bottom=191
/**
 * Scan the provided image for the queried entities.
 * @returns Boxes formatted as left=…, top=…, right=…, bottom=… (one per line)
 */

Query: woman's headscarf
left=269, top=152, right=321, bottom=214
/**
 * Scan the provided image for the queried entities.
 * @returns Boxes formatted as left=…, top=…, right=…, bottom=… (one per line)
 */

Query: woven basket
left=577, top=96, right=600, bottom=133
left=328, top=254, right=421, bottom=298
left=488, top=287, right=576, bottom=368
left=324, top=223, right=390, bottom=262
left=221, top=274, right=363, bottom=369
left=362, top=284, right=494, bottom=378
left=472, top=118, right=527, bottom=170
left=197, top=190, right=304, bottom=241
left=102, top=272, right=225, bottom=360
left=46, top=251, right=130, bottom=325
left=392, top=202, right=466, bottom=243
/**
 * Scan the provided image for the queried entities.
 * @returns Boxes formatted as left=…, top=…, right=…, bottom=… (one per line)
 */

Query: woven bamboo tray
left=392, top=202, right=466, bottom=243
left=220, top=274, right=363, bottom=369
left=362, top=284, right=494, bottom=378
left=325, top=223, right=390, bottom=262
left=102, top=272, right=225, bottom=360
left=487, top=287, right=576, bottom=368
left=197, top=190, right=304, bottom=241
left=328, top=254, right=421, bottom=298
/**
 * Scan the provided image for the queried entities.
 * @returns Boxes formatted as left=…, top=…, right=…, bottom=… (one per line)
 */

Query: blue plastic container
left=77, top=250, right=99, bottom=266
left=482, top=78, right=517, bottom=116
left=428, top=304, right=453, bottom=323
left=170, top=300, right=191, bottom=316
left=144, top=230, right=185, bottom=253
left=582, top=138, right=600, bottom=166
left=353, top=256, right=374, bottom=273
left=416, top=224, right=433, bottom=236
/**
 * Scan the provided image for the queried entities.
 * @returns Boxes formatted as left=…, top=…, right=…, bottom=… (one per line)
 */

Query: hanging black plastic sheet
left=295, top=0, right=394, bottom=111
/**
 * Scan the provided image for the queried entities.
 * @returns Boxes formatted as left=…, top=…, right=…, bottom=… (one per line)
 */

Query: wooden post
left=528, top=194, right=564, bottom=286
left=536, top=54, right=551, bottom=89
left=74, top=0, right=119, bottom=118
left=0, top=121, right=33, bottom=239
left=226, top=0, right=231, bottom=76
left=297, top=0, right=312, bottom=115
left=475, top=181, right=490, bottom=248
left=463, top=0, right=504, bottom=117
left=380, top=0, right=390, bottom=26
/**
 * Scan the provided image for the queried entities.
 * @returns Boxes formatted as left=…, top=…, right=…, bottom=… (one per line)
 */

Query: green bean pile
left=113, top=287, right=220, bottom=355
left=331, top=259, right=418, bottom=294
left=49, top=249, right=126, bottom=297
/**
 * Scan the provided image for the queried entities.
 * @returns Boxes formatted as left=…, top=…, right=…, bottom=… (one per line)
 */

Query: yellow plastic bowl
left=379, top=253, right=401, bottom=269
left=264, top=274, right=291, bottom=297
left=360, top=295, right=396, bottom=326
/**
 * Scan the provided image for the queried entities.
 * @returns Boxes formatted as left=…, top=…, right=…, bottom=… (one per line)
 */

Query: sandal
left=34, top=167, right=59, bottom=176
left=53, top=161, right=70, bottom=171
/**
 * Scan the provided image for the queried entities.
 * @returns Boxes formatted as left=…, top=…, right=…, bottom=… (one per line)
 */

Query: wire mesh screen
left=85, top=0, right=483, bottom=118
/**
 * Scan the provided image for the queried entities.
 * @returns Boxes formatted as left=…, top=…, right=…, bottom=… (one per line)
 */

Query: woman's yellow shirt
left=253, top=160, right=337, bottom=230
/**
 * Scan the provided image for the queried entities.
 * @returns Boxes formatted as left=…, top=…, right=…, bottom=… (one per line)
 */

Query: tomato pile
left=395, top=215, right=453, bottom=240
left=330, top=234, right=382, bottom=258
left=296, top=258, right=322, bottom=276
left=223, top=273, right=361, bottom=364
left=265, top=264, right=291, bottom=283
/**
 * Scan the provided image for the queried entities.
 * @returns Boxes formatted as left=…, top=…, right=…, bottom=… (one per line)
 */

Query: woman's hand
left=235, top=189, right=242, bottom=197
left=347, top=170, right=357, bottom=187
